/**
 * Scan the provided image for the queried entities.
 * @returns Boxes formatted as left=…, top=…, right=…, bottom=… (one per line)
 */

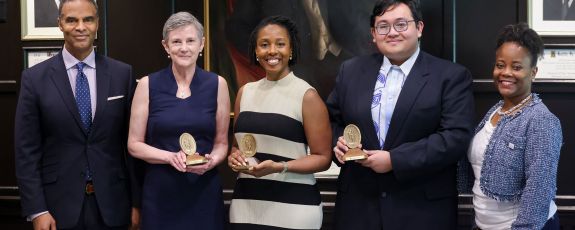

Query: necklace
left=176, top=80, right=190, bottom=98
left=496, top=94, right=532, bottom=116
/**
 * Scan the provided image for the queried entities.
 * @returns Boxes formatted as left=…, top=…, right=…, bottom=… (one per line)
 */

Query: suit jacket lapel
left=384, top=52, right=429, bottom=149
left=358, top=53, right=383, bottom=150
left=92, top=54, right=110, bottom=134
left=48, top=53, right=87, bottom=135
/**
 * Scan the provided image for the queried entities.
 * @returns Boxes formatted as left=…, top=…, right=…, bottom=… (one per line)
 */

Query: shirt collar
left=380, top=47, right=420, bottom=77
left=62, top=46, right=96, bottom=70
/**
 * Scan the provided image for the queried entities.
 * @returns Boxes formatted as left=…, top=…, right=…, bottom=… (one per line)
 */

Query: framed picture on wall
left=23, top=47, right=61, bottom=68
left=20, top=0, right=63, bottom=40
left=529, top=0, right=575, bottom=36
left=20, top=0, right=99, bottom=40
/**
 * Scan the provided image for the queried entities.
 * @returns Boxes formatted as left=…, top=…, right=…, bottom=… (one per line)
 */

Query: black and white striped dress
left=229, top=72, right=322, bottom=230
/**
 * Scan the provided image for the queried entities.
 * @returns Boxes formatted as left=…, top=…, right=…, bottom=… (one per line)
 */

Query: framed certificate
left=537, top=45, right=575, bottom=82
left=23, top=47, right=61, bottom=68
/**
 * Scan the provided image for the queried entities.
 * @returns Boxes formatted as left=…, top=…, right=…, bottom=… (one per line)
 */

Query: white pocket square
left=107, top=95, right=124, bottom=101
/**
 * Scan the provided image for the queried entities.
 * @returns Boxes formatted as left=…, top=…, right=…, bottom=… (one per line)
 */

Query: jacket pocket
left=483, top=134, right=526, bottom=197
left=41, top=171, right=58, bottom=184
left=497, top=133, right=526, bottom=169
left=41, top=158, right=59, bottom=184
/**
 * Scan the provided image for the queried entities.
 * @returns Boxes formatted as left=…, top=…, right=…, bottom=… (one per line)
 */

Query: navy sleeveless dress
left=141, top=66, right=224, bottom=230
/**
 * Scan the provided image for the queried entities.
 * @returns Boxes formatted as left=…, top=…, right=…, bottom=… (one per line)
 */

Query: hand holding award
left=343, top=124, right=367, bottom=161
left=234, top=134, right=259, bottom=170
left=179, top=133, right=208, bottom=166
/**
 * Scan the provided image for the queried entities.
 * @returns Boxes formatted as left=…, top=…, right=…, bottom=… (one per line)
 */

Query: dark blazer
left=15, top=52, right=137, bottom=228
left=326, top=51, right=475, bottom=230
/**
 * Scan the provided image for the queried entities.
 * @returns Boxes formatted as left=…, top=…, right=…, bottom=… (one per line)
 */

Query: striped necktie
left=372, top=66, right=405, bottom=148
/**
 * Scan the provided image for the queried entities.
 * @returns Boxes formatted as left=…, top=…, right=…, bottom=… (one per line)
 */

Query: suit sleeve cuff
left=27, top=211, right=49, bottom=221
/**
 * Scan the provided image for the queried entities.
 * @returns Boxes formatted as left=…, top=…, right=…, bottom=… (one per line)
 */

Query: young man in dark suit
left=327, top=0, right=475, bottom=229
left=15, top=0, right=140, bottom=229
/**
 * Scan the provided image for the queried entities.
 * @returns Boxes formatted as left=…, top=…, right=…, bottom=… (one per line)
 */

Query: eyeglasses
left=374, top=20, right=416, bottom=35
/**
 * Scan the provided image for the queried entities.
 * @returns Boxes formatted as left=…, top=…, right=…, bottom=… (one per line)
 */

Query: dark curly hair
left=248, top=15, right=300, bottom=66
left=495, top=23, right=544, bottom=67
left=370, top=0, right=422, bottom=28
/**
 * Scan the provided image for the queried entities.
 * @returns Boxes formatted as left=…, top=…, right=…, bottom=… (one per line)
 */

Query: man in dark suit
left=15, top=0, right=140, bottom=229
left=327, top=0, right=474, bottom=229
left=544, top=0, right=575, bottom=21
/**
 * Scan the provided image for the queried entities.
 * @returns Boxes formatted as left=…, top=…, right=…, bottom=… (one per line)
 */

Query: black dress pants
left=63, top=194, right=128, bottom=230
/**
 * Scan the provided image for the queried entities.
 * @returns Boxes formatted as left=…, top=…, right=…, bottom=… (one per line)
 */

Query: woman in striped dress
left=227, top=15, right=332, bottom=230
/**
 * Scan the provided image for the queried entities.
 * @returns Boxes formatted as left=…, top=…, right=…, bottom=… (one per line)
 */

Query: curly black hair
left=247, top=15, right=300, bottom=67
left=495, top=23, right=544, bottom=67
left=370, top=0, right=422, bottom=28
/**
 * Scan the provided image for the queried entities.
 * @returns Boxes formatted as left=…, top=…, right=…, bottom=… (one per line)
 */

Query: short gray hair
left=58, top=0, right=98, bottom=17
left=162, top=12, right=204, bottom=40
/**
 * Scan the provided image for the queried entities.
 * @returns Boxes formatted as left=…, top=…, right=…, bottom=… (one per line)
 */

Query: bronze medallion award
left=179, top=133, right=208, bottom=166
left=235, top=134, right=258, bottom=170
left=343, top=124, right=367, bottom=161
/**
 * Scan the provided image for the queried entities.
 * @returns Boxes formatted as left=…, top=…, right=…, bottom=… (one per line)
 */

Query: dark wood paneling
left=538, top=91, right=575, bottom=196
left=0, top=0, right=24, bottom=82
left=420, top=0, right=451, bottom=59
left=0, top=0, right=6, bottom=22
left=105, top=1, right=172, bottom=78
left=0, top=0, right=22, bottom=189
left=0, top=1, right=24, bottom=227
left=456, top=0, right=520, bottom=79
left=0, top=91, right=17, bottom=186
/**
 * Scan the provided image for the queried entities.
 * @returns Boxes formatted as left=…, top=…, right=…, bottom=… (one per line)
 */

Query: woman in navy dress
left=128, top=12, right=230, bottom=229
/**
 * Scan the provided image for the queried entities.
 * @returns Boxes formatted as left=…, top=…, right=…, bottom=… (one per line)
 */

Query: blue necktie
left=75, top=62, right=93, bottom=181
left=75, top=62, right=92, bottom=133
